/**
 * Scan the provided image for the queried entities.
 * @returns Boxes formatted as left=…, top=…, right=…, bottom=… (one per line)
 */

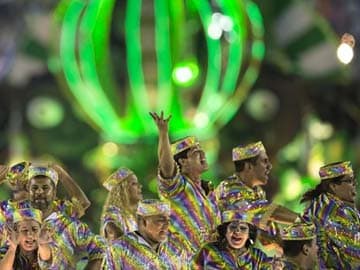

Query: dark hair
left=173, top=148, right=191, bottom=169
left=282, top=239, right=313, bottom=257
left=300, top=175, right=344, bottom=203
left=234, top=156, right=259, bottom=173
left=215, top=222, right=257, bottom=250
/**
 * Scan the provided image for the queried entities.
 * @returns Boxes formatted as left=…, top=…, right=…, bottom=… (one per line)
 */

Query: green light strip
left=215, top=0, right=265, bottom=126
left=78, top=0, right=124, bottom=134
left=218, top=0, right=246, bottom=94
left=125, top=0, right=151, bottom=132
left=193, top=0, right=222, bottom=120
left=154, top=0, right=173, bottom=114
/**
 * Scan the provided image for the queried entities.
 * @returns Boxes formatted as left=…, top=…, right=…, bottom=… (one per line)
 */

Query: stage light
left=337, top=33, right=355, bottom=64
left=26, top=96, right=64, bottom=129
left=172, top=61, right=199, bottom=87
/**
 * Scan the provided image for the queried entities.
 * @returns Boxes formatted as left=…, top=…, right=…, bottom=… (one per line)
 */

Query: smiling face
left=15, top=220, right=40, bottom=252
left=225, top=221, right=249, bottom=249
left=28, top=176, right=56, bottom=212
left=181, top=145, right=208, bottom=175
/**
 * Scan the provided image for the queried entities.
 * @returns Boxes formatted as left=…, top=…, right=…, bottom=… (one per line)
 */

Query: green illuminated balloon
left=52, top=0, right=264, bottom=142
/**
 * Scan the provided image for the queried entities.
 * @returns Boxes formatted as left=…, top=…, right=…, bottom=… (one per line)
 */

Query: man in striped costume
left=301, top=161, right=360, bottom=269
left=104, top=199, right=188, bottom=269
left=150, top=111, right=220, bottom=256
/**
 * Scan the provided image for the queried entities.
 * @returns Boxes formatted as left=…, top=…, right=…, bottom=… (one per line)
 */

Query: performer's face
left=15, top=220, right=40, bottom=252
left=29, top=177, right=56, bottom=211
left=127, top=174, right=143, bottom=204
left=250, top=151, right=272, bottom=186
left=331, top=174, right=357, bottom=203
left=144, top=214, right=170, bottom=243
left=183, top=146, right=208, bottom=174
left=225, top=221, right=249, bottom=249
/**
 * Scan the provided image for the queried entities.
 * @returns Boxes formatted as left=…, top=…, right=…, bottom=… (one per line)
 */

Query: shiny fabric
left=303, top=193, right=360, bottom=269
left=158, top=169, right=220, bottom=255
left=190, top=242, right=274, bottom=270
left=38, top=212, right=105, bottom=270
left=104, top=231, right=188, bottom=270
left=100, top=205, right=137, bottom=237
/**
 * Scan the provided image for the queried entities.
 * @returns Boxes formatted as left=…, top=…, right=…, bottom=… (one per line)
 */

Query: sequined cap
left=171, top=136, right=199, bottom=156
left=28, top=165, right=59, bottom=186
left=319, top=161, right=353, bottom=181
left=6, top=161, right=30, bottom=187
left=103, top=167, right=134, bottom=191
left=232, top=141, right=265, bottom=161
left=280, top=222, right=316, bottom=240
left=136, top=199, right=171, bottom=217
left=13, top=208, right=42, bottom=224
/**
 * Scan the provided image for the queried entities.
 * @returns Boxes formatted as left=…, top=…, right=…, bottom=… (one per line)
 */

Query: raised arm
left=149, top=112, right=175, bottom=178
left=52, top=164, right=91, bottom=213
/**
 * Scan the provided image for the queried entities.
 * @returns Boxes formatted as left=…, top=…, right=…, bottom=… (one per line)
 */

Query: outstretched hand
left=6, top=225, right=19, bottom=251
left=38, top=225, right=54, bottom=246
left=149, top=111, right=172, bottom=133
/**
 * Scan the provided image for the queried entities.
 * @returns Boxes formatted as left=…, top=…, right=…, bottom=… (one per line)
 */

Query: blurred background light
left=102, top=142, right=119, bottom=157
left=337, top=43, right=354, bottom=64
left=26, top=96, right=64, bottom=129
left=172, top=60, right=200, bottom=87
left=245, top=89, right=279, bottom=121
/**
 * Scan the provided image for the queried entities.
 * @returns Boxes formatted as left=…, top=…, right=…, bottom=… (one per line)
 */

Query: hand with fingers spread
left=6, top=226, right=19, bottom=252
left=149, top=111, right=172, bottom=133
left=38, top=225, right=54, bottom=246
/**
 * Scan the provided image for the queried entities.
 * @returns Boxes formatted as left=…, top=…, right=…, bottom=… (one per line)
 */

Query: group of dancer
left=0, top=111, right=359, bottom=269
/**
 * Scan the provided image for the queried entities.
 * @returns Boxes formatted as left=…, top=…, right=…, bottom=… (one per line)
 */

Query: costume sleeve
left=324, top=207, right=360, bottom=267
left=157, top=165, right=185, bottom=198
left=189, top=247, right=207, bottom=270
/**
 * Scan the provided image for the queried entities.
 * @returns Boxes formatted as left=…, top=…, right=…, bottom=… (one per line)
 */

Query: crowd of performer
left=0, top=111, right=359, bottom=269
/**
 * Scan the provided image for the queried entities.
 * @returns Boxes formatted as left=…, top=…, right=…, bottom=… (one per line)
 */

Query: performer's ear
left=302, top=244, right=309, bottom=256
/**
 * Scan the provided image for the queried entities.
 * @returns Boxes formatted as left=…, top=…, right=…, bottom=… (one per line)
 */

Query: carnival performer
left=0, top=208, right=52, bottom=270
left=103, top=199, right=189, bottom=270
left=27, top=165, right=105, bottom=270
left=100, top=167, right=143, bottom=240
left=301, top=161, right=360, bottom=269
left=190, top=208, right=280, bottom=269
left=150, top=111, right=220, bottom=256
left=279, top=222, right=318, bottom=270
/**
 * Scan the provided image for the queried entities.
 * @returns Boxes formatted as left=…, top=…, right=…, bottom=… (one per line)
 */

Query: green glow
left=55, top=0, right=264, bottom=143
left=172, top=61, right=199, bottom=87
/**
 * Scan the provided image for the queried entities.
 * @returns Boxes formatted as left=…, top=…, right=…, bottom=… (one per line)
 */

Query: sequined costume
left=100, top=205, right=137, bottom=237
left=190, top=243, right=273, bottom=270
left=303, top=192, right=360, bottom=269
left=104, top=231, right=188, bottom=270
left=158, top=167, right=220, bottom=255
left=213, top=174, right=266, bottom=210
left=38, top=212, right=105, bottom=270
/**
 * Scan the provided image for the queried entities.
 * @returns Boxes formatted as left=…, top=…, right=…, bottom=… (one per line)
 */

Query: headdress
left=280, top=222, right=316, bottom=241
left=103, top=167, right=134, bottom=191
left=171, top=136, right=199, bottom=156
left=319, top=161, right=353, bottom=181
left=28, top=165, right=59, bottom=186
left=6, top=161, right=30, bottom=187
left=136, top=199, right=171, bottom=217
left=13, top=208, right=42, bottom=224
left=232, top=141, right=265, bottom=161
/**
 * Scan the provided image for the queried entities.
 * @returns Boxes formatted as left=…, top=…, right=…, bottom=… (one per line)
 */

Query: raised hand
left=149, top=111, right=172, bottom=133
left=6, top=225, right=19, bottom=251
left=38, top=225, right=54, bottom=246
